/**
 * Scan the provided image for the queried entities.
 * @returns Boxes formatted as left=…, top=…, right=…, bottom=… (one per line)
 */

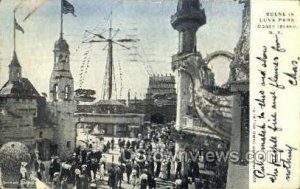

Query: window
left=53, top=84, right=58, bottom=100
left=39, top=131, right=43, bottom=138
left=33, top=110, right=37, bottom=117
left=66, top=141, right=71, bottom=148
left=64, top=85, right=71, bottom=100
left=65, top=56, right=69, bottom=64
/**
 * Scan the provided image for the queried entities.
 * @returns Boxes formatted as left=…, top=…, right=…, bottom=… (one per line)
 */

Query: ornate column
left=226, top=1, right=250, bottom=188
left=171, top=0, right=206, bottom=130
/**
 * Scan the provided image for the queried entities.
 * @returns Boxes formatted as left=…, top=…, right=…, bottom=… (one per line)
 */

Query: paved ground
left=95, top=140, right=175, bottom=188
left=92, top=136, right=175, bottom=188
left=95, top=175, right=175, bottom=189
left=0, top=134, right=197, bottom=188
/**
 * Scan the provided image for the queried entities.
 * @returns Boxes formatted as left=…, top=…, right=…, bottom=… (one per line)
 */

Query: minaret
left=49, top=37, right=74, bottom=102
left=48, top=0, right=76, bottom=160
left=48, top=37, right=75, bottom=159
left=49, top=0, right=74, bottom=102
left=9, top=52, right=22, bottom=82
left=171, top=0, right=206, bottom=130
left=171, top=0, right=205, bottom=54
left=226, top=1, right=250, bottom=188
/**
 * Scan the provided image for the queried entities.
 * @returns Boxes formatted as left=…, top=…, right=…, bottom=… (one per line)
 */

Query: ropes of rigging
left=101, top=53, right=109, bottom=99
left=78, top=15, right=111, bottom=90
left=118, top=60, right=123, bottom=98
left=112, top=62, right=117, bottom=99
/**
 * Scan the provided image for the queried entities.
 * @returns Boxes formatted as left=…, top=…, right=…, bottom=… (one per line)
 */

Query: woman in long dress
left=18, top=162, right=28, bottom=188
left=130, top=170, right=140, bottom=189
left=159, top=160, right=168, bottom=180
left=99, top=162, right=105, bottom=181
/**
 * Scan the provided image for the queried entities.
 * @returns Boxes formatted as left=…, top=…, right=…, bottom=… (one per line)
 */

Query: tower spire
left=10, top=11, right=24, bottom=82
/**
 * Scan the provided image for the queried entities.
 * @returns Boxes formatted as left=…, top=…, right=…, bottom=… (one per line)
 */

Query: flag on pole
left=14, top=18, right=24, bottom=33
left=62, top=0, right=76, bottom=16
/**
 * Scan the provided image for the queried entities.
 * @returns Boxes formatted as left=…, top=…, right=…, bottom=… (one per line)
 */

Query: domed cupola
left=54, top=37, right=70, bottom=53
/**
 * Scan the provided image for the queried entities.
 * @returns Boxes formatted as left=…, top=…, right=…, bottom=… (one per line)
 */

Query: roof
left=0, top=78, right=40, bottom=98
left=94, top=100, right=125, bottom=106
left=54, top=37, right=69, bottom=52
left=9, top=51, right=21, bottom=67
left=149, top=74, right=175, bottom=82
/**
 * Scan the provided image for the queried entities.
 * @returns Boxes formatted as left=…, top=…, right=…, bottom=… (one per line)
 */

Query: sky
left=0, top=0, right=244, bottom=100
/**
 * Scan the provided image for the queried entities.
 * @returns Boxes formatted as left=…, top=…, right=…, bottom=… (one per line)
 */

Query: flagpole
left=60, top=0, right=63, bottom=39
left=13, top=10, right=16, bottom=52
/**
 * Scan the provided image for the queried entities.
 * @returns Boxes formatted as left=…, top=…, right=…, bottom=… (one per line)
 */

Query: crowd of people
left=18, top=124, right=228, bottom=189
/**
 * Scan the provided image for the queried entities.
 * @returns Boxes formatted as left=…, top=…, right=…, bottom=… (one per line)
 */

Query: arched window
left=59, top=54, right=63, bottom=61
left=65, top=56, right=69, bottom=64
left=64, top=85, right=71, bottom=100
left=53, top=84, right=58, bottom=100
left=66, top=141, right=71, bottom=148
left=39, top=131, right=43, bottom=138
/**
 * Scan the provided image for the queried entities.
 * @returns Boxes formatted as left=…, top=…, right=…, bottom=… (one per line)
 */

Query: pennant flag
left=15, top=18, right=24, bottom=33
left=62, top=0, right=76, bottom=17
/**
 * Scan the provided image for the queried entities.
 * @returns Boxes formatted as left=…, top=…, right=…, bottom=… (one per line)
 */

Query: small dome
left=54, top=37, right=69, bottom=52
left=177, top=0, right=201, bottom=13
left=171, top=0, right=206, bottom=30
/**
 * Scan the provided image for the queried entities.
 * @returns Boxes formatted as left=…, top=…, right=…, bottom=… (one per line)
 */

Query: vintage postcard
left=0, top=0, right=299, bottom=189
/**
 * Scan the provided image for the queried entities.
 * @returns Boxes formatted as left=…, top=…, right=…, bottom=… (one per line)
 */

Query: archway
left=204, top=51, right=234, bottom=86
left=150, top=113, right=165, bottom=124
left=36, top=139, right=56, bottom=160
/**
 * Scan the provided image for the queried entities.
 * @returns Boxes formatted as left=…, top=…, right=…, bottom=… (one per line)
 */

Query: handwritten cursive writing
left=281, top=144, right=298, bottom=181
left=284, top=59, right=299, bottom=86
left=271, top=34, right=286, bottom=52
left=256, top=46, right=268, bottom=67
left=268, top=57, right=285, bottom=89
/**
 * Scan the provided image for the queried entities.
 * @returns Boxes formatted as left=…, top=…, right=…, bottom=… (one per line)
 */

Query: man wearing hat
left=76, top=165, right=89, bottom=189
left=49, top=157, right=60, bottom=182
left=115, top=164, right=123, bottom=188
left=52, top=172, right=60, bottom=189
left=132, top=160, right=140, bottom=178
left=75, top=168, right=81, bottom=189
left=90, top=182, right=97, bottom=189
left=125, top=161, right=132, bottom=184
left=35, top=159, right=45, bottom=181
left=49, top=157, right=55, bottom=182
left=108, top=164, right=116, bottom=189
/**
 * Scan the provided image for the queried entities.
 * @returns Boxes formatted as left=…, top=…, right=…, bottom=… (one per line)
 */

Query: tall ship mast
left=77, top=12, right=138, bottom=102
